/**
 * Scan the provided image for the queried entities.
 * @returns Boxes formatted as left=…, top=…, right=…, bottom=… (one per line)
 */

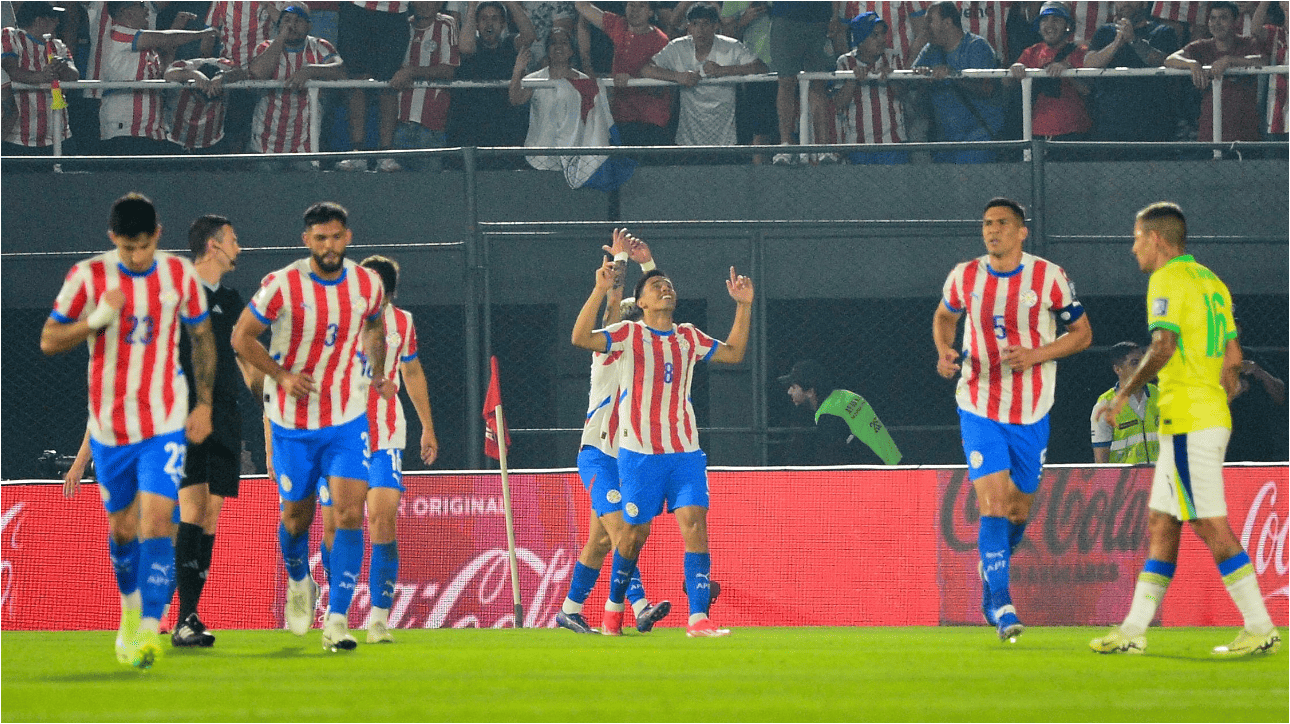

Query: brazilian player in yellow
left=1089, top=202, right=1280, bottom=657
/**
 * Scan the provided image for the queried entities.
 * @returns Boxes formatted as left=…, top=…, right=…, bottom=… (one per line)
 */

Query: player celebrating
left=231, top=201, right=393, bottom=652
left=41, top=193, right=216, bottom=668
left=932, top=197, right=1092, bottom=642
left=1090, top=202, right=1280, bottom=657
left=557, top=229, right=671, bottom=636
left=571, top=251, right=753, bottom=638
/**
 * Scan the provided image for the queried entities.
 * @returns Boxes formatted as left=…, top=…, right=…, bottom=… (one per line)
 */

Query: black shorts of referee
left=183, top=438, right=240, bottom=498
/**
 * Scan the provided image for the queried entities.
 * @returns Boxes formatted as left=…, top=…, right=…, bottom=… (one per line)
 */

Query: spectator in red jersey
left=1166, top=0, right=1266, bottom=142
left=248, top=4, right=346, bottom=167
left=1, top=2, right=79, bottom=157
left=383, top=1, right=460, bottom=171
left=1007, top=2, right=1092, bottom=156
left=831, top=12, right=909, bottom=164
left=1252, top=0, right=1288, bottom=139
left=574, top=2, right=672, bottom=149
left=164, top=57, right=250, bottom=153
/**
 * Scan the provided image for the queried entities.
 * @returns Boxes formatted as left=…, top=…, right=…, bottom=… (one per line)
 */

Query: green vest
left=1096, top=384, right=1161, bottom=464
left=815, top=389, right=902, bottom=465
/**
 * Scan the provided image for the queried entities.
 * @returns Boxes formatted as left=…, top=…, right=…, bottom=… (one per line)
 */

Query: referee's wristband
left=639, top=259, right=656, bottom=272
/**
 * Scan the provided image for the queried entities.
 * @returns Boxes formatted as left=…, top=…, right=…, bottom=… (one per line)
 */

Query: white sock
left=139, top=617, right=160, bottom=635
left=1121, top=572, right=1170, bottom=638
left=604, top=601, right=625, bottom=613
left=688, top=613, right=708, bottom=626
left=561, top=598, right=584, bottom=615
left=1225, top=566, right=1275, bottom=635
left=121, top=590, right=141, bottom=614
left=369, top=606, right=389, bottom=627
left=631, top=599, right=649, bottom=618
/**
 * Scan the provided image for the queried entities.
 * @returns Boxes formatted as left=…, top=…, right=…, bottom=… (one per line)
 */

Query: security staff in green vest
left=777, top=359, right=902, bottom=465
left=1090, top=341, right=1161, bottom=463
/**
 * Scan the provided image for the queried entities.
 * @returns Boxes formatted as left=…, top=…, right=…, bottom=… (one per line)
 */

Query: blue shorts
left=578, top=445, right=622, bottom=518
left=90, top=430, right=186, bottom=515
left=958, top=409, right=1049, bottom=494
left=271, top=415, right=370, bottom=503
left=616, top=449, right=709, bottom=525
left=368, top=448, right=405, bottom=492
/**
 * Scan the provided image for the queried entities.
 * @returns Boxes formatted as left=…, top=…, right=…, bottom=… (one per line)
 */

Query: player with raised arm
left=571, top=247, right=753, bottom=638
left=933, top=197, right=1092, bottom=643
left=41, top=193, right=216, bottom=668
left=556, top=229, right=671, bottom=636
left=1089, top=202, right=1280, bottom=657
left=231, top=201, right=393, bottom=652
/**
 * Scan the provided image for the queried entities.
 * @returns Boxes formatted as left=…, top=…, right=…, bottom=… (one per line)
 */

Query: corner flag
left=483, top=356, right=511, bottom=460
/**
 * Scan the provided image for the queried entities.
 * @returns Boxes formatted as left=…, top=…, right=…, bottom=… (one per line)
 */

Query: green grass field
left=2, top=626, right=1285, bottom=722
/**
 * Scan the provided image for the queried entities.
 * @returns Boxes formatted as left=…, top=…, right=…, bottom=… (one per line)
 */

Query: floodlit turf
left=2, top=626, right=1286, bottom=722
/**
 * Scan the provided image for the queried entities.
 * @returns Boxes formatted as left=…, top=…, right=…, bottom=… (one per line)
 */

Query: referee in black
left=172, top=215, right=248, bottom=647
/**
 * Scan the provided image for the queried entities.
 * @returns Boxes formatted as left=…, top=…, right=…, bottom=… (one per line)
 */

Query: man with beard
left=232, top=202, right=394, bottom=652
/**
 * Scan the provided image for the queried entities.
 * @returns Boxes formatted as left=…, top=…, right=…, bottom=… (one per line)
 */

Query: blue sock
left=138, top=536, right=174, bottom=620
left=684, top=551, right=712, bottom=616
left=979, top=516, right=1013, bottom=613
left=369, top=541, right=398, bottom=610
left=108, top=538, right=140, bottom=596
left=329, top=528, right=363, bottom=616
left=320, top=542, right=331, bottom=586
left=278, top=522, right=310, bottom=582
left=607, top=550, right=637, bottom=606
left=565, top=561, right=601, bottom=605
left=1008, top=520, right=1028, bottom=553
left=626, top=567, right=646, bottom=605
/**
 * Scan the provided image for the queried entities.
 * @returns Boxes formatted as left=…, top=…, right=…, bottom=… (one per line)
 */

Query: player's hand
left=603, top=227, right=630, bottom=257
left=937, top=349, right=960, bottom=379
left=62, top=464, right=84, bottom=499
left=372, top=377, right=398, bottom=400
left=421, top=430, right=439, bottom=465
left=593, top=257, right=616, bottom=291
left=726, top=266, right=753, bottom=304
left=276, top=370, right=316, bottom=398
left=1001, top=345, right=1041, bottom=371
left=1100, top=395, right=1127, bottom=425
left=266, top=454, right=277, bottom=484
left=186, top=402, right=213, bottom=444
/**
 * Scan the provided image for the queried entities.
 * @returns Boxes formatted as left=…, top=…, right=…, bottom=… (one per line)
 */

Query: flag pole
left=494, top=403, right=524, bottom=627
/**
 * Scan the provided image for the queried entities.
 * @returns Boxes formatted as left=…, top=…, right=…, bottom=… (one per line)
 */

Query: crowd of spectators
left=1, top=0, right=1286, bottom=167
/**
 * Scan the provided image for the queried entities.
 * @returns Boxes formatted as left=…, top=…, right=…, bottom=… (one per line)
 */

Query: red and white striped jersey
left=398, top=13, right=459, bottom=131
left=205, top=1, right=275, bottom=67
left=1267, top=25, right=1287, bottom=135
left=51, top=250, right=209, bottom=446
left=1151, top=2, right=1203, bottom=27
left=602, top=321, right=720, bottom=455
left=249, top=35, right=339, bottom=153
left=99, top=25, right=166, bottom=141
left=85, top=2, right=158, bottom=98
left=249, top=259, right=385, bottom=430
left=581, top=349, right=625, bottom=456
left=834, top=48, right=906, bottom=144
left=0, top=29, right=73, bottom=147
left=941, top=252, right=1084, bottom=425
left=959, top=1, right=1006, bottom=62
left=367, top=305, right=419, bottom=451
left=843, top=2, right=932, bottom=65
left=352, top=2, right=409, bottom=12
left=1067, top=2, right=1113, bottom=46
left=166, top=57, right=234, bottom=149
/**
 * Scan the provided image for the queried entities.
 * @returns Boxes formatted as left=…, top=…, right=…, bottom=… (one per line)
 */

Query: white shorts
left=1149, top=427, right=1230, bottom=522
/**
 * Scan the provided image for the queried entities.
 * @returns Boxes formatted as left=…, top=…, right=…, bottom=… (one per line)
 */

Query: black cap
left=777, top=359, right=830, bottom=393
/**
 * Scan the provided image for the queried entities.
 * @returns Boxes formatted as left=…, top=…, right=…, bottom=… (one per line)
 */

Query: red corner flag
left=482, top=356, right=511, bottom=460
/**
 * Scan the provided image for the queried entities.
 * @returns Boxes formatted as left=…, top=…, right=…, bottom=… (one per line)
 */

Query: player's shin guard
left=979, top=516, right=1013, bottom=613
left=329, top=528, right=364, bottom=615
left=607, top=550, right=637, bottom=606
left=108, top=537, right=140, bottom=595
left=175, top=522, right=204, bottom=619
left=369, top=541, right=398, bottom=611
left=278, top=522, right=311, bottom=582
left=1121, top=559, right=1174, bottom=637
left=138, top=536, right=174, bottom=621
left=562, top=561, right=601, bottom=614
left=684, top=551, right=712, bottom=617
left=626, top=567, right=646, bottom=607
left=1007, top=519, right=1028, bottom=554
left=1220, top=551, right=1275, bottom=635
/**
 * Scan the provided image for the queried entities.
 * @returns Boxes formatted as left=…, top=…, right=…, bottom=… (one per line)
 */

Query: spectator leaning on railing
left=831, top=11, right=908, bottom=165
left=164, top=57, right=249, bottom=154
left=204, top=2, right=281, bottom=153
left=913, top=0, right=1004, bottom=164
left=1007, top=1, right=1091, bottom=156
left=384, top=2, right=461, bottom=173
left=1, top=2, right=78, bottom=157
left=1253, top=0, right=1288, bottom=140
left=574, top=1, right=673, bottom=149
left=1165, top=0, right=1266, bottom=143
left=448, top=1, right=533, bottom=160
left=1083, top=1, right=1179, bottom=153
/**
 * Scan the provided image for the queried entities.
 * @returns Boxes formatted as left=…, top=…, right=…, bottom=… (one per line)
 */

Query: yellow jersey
left=1146, top=254, right=1237, bottom=434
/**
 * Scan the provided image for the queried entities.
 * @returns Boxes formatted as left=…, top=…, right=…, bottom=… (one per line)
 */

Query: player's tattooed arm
left=188, top=318, right=217, bottom=406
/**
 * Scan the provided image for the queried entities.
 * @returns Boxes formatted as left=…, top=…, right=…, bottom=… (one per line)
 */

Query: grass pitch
left=2, top=626, right=1285, bottom=722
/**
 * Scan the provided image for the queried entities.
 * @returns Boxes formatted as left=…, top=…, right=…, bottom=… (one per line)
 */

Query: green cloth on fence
left=815, top=389, right=902, bottom=465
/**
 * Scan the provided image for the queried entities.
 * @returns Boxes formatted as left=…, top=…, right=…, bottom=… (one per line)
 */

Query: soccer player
left=1089, top=202, right=1281, bottom=657
left=231, top=201, right=393, bottom=652
left=41, top=193, right=216, bottom=668
left=932, top=197, right=1092, bottom=642
left=557, top=229, right=671, bottom=636
left=317, top=254, right=440, bottom=644
left=570, top=249, right=753, bottom=638
left=171, top=215, right=248, bottom=647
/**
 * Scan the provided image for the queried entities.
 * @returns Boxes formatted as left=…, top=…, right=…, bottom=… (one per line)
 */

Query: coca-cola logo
left=939, top=468, right=1149, bottom=555
left=1240, top=481, right=1288, bottom=601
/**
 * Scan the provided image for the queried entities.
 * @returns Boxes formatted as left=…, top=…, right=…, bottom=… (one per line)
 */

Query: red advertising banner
left=1, top=466, right=1284, bottom=631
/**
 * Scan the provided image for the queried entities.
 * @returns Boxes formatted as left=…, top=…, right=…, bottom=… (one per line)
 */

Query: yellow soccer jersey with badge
left=1146, top=254, right=1238, bottom=434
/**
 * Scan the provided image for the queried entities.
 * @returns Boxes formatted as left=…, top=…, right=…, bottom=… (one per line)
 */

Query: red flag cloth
left=482, top=355, right=511, bottom=460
